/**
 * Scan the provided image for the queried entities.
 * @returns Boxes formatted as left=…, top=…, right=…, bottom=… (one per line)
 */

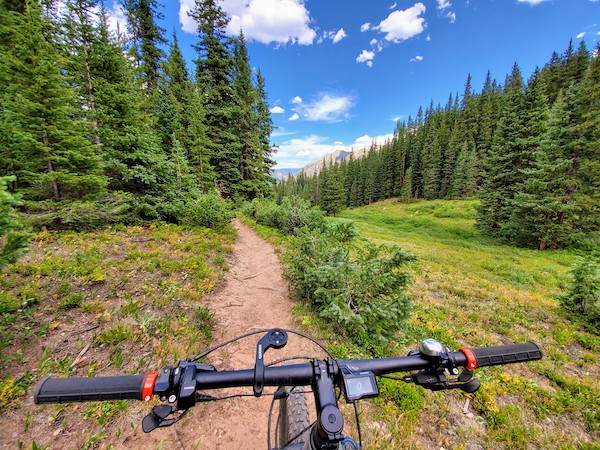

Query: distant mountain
left=300, top=147, right=370, bottom=177
left=272, top=168, right=301, bottom=180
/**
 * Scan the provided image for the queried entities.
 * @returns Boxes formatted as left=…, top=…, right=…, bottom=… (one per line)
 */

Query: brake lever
left=142, top=404, right=189, bottom=433
left=253, top=329, right=288, bottom=397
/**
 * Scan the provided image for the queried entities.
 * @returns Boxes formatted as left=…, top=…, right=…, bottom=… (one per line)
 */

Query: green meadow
left=336, top=198, right=599, bottom=449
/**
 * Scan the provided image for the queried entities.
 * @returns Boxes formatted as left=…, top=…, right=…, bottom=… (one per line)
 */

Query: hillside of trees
left=278, top=41, right=600, bottom=250
left=0, top=0, right=275, bottom=229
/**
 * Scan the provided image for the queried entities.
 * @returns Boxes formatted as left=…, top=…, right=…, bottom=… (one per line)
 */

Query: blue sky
left=106, top=0, right=600, bottom=169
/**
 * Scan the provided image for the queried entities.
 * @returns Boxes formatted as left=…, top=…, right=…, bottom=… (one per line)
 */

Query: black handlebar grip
left=470, top=342, right=542, bottom=368
left=34, top=375, right=147, bottom=404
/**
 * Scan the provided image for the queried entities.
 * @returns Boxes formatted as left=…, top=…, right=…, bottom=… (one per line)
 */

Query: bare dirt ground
left=115, top=219, right=318, bottom=449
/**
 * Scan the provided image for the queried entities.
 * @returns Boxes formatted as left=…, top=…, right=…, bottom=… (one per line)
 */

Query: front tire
left=277, top=387, right=310, bottom=448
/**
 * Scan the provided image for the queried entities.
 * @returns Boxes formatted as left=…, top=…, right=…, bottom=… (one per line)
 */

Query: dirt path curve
left=119, top=219, right=315, bottom=449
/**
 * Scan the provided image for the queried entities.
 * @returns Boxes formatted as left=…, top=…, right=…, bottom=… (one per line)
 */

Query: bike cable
left=191, top=328, right=334, bottom=362
left=353, top=401, right=363, bottom=450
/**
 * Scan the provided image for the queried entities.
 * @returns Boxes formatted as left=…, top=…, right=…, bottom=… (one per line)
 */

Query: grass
left=0, top=222, right=235, bottom=449
left=334, top=198, right=599, bottom=449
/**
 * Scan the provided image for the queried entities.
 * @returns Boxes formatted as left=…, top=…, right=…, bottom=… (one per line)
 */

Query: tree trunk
left=42, top=130, right=59, bottom=201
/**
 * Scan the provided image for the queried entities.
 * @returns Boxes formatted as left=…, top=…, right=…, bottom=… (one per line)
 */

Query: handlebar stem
left=310, top=359, right=344, bottom=449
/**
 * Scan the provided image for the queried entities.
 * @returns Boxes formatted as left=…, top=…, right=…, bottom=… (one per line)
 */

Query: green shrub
left=242, top=196, right=325, bottom=235
left=180, top=192, right=234, bottom=229
left=287, top=221, right=416, bottom=348
left=559, top=256, right=599, bottom=333
left=0, top=292, right=20, bottom=314
left=0, top=176, right=31, bottom=270
left=94, top=324, right=133, bottom=346
left=60, top=293, right=84, bottom=310
left=20, top=192, right=132, bottom=230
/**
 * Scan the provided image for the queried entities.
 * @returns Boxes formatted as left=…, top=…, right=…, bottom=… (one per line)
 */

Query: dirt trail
left=119, top=219, right=316, bottom=449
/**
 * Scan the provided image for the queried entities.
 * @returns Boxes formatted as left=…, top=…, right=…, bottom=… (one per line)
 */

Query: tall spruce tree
left=122, top=0, right=166, bottom=94
left=0, top=1, right=107, bottom=205
left=254, top=69, right=276, bottom=194
left=476, top=63, right=527, bottom=235
left=233, top=31, right=264, bottom=199
left=190, top=0, right=241, bottom=198
left=92, top=5, right=181, bottom=220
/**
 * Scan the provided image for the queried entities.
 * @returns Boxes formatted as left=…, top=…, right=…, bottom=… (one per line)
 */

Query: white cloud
left=270, top=106, right=285, bottom=114
left=293, top=93, right=354, bottom=122
left=105, top=1, right=129, bottom=36
left=179, top=0, right=317, bottom=45
left=516, top=0, right=548, bottom=4
left=390, top=2, right=398, bottom=9
left=332, top=28, right=347, bottom=44
left=179, top=0, right=196, bottom=33
left=274, top=133, right=394, bottom=169
left=353, top=133, right=394, bottom=147
left=274, top=135, right=346, bottom=168
left=446, top=11, right=456, bottom=23
left=360, top=22, right=372, bottom=32
left=271, top=128, right=296, bottom=137
left=366, top=61, right=374, bottom=68
left=356, top=49, right=375, bottom=64
left=56, top=0, right=128, bottom=37
left=369, top=38, right=384, bottom=52
left=410, top=55, right=424, bottom=62
left=437, top=0, right=451, bottom=10
left=322, top=28, right=347, bottom=44
left=426, top=34, right=431, bottom=41
left=292, top=96, right=303, bottom=104
left=289, top=113, right=300, bottom=121
left=577, top=32, right=586, bottom=38
left=376, top=3, right=427, bottom=43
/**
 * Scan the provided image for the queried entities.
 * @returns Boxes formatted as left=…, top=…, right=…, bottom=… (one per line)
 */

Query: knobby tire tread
left=278, top=388, right=310, bottom=448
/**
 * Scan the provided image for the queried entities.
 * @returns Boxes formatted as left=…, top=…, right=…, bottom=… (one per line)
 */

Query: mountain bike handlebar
left=34, top=341, right=542, bottom=405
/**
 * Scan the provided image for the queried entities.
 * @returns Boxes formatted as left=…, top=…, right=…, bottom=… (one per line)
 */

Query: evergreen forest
left=0, top=0, right=275, bottom=230
left=278, top=41, right=600, bottom=250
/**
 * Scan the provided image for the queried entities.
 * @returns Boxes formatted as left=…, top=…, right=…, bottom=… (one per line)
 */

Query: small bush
left=559, top=256, right=599, bottom=333
left=60, top=293, right=84, bottom=310
left=0, top=292, right=20, bottom=314
left=242, top=196, right=325, bottom=235
left=94, top=324, right=133, bottom=346
left=0, top=176, right=31, bottom=270
left=180, top=192, right=234, bottom=229
left=20, top=192, right=133, bottom=231
left=287, top=221, right=416, bottom=348
left=0, top=371, right=34, bottom=411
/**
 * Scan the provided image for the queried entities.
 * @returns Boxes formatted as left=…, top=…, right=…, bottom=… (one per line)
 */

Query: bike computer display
left=340, top=367, right=379, bottom=402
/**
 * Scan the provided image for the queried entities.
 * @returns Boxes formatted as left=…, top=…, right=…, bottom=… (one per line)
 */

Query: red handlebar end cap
left=459, top=348, right=477, bottom=371
left=142, top=371, right=159, bottom=401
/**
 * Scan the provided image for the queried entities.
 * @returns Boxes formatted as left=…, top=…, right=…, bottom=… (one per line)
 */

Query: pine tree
left=254, top=69, right=276, bottom=192
left=448, top=142, right=478, bottom=198
left=233, top=31, right=273, bottom=199
left=0, top=1, right=107, bottom=204
left=509, top=90, right=578, bottom=248
left=122, top=0, right=166, bottom=93
left=400, top=167, right=413, bottom=202
left=62, top=0, right=104, bottom=149
left=190, top=0, right=241, bottom=198
left=476, top=63, right=527, bottom=235
left=187, top=86, right=214, bottom=192
left=475, top=71, right=502, bottom=186
left=319, top=163, right=346, bottom=216
left=0, top=176, right=31, bottom=270
left=91, top=5, right=181, bottom=220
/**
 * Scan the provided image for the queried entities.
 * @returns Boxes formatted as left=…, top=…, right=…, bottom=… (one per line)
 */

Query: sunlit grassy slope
left=337, top=198, right=599, bottom=449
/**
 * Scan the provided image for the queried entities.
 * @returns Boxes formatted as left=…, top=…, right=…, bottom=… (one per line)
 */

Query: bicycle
left=34, top=328, right=543, bottom=449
